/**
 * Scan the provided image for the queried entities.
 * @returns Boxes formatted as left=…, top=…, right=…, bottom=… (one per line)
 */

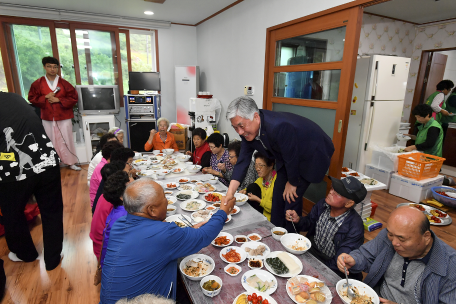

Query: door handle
left=338, top=120, right=342, bottom=133
left=85, top=121, right=88, bottom=131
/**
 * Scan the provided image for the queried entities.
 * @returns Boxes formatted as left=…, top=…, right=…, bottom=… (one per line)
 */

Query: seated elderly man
left=338, top=206, right=456, bottom=304
left=286, top=176, right=367, bottom=280
left=99, top=177, right=235, bottom=304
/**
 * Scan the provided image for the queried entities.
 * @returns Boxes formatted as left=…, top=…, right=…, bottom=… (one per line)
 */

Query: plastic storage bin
left=365, top=164, right=394, bottom=189
left=388, top=173, right=444, bottom=203
left=397, top=152, right=445, bottom=181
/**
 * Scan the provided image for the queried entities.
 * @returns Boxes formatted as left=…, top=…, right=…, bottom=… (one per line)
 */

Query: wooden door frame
left=409, top=47, right=456, bottom=129
left=263, top=6, right=363, bottom=180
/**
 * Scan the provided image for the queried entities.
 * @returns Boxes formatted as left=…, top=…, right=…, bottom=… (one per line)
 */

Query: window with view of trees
left=0, top=46, right=6, bottom=92
left=0, top=18, right=158, bottom=98
left=11, top=24, right=53, bottom=99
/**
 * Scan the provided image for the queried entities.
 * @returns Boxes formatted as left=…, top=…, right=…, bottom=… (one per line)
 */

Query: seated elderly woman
left=185, top=128, right=211, bottom=166
left=144, top=118, right=179, bottom=152
left=202, top=133, right=232, bottom=186
left=109, top=127, right=125, bottom=145
left=88, top=133, right=119, bottom=185
left=240, top=152, right=276, bottom=221
left=100, top=177, right=235, bottom=303
left=218, top=141, right=258, bottom=191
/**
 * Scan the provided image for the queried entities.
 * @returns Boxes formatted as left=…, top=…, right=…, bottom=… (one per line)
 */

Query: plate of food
left=234, top=193, right=248, bottom=206
left=166, top=182, right=179, bottom=190
left=264, top=251, right=303, bottom=278
left=179, top=184, right=195, bottom=191
left=180, top=199, right=206, bottom=212
left=280, top=234, right=311, bottom=254
left=235, top=235, right=248, bottom=244
left=230, top=205, right=241, bottom=215
left=241, top=269, right=277, bottom=295
left=167, top=196, right=177, bottom=205
left=179, top=178, right=190, bottom=184
left=232, top=292, right=277, bottom=304
left=204, top=192, right=223, bottom=203
left=175, top=190, right=199, bottom=201
left=360, top=178, right=378, bottom=186
left=179, top=254, right=215, bottom=281
left=205, top=205, right=217, bottom=212
left=195, top=182, right=217, bottom=193
left=241, top=242, right=271, bottom=259
left=247, top=233, right=262, bottom=242
left=336, top=279, right=379, bottom=304
left=286, top=275, right=332, bottom=304
left=397, top=203, right=452, bottom=226
left=151, top=160, right=161, bottom=165
left=165, top=214, right=192, bottom=228
left=172, top=167, right=185, bottom=174
left=191, top=209, right=213, bottom=223
left=160, top=169, right=171, bottom=175
left=220, top=246, right=247, bottom=264
left=224, top=214, right=232, bottom=224
left=211, top=232, right=234, bottom=247
left=164, top=190, right=173, bottom=196
left=224, top=264, right=242, bottom=277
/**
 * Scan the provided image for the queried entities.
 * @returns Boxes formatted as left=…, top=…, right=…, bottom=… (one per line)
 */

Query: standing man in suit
left=224, top=96, right=334, bottom=231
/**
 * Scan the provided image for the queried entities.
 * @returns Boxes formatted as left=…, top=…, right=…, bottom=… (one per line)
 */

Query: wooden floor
left=0, top=165, right=101, bottom=304
left=0, top=166, right=454, bottom=303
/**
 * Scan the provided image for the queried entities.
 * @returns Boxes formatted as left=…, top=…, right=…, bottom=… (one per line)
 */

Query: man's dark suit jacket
left=231, top=109, right=334, bottom=186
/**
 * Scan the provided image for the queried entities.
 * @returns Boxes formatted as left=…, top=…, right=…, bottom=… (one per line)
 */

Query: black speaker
left=127, top=120, right=156, bottom=152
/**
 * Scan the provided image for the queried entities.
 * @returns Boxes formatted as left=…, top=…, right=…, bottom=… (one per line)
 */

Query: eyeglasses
left=255, top=163, right=266, bottom=169
left=228, top=155, right=236, bottom=159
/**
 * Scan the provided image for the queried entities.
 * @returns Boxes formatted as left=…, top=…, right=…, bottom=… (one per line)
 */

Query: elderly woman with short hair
left=144, top=117, right=179, bottom=152
left=109, top=127, right=125, bottom=145
left=219, top=140, right=258, bottom=191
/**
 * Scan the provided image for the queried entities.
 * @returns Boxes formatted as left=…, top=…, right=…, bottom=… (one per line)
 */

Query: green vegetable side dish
left=202, top=280, right=220, bottom=291
left=177, top=193, right=191, bottom=200
left=266, top=257, right=289, bottom=274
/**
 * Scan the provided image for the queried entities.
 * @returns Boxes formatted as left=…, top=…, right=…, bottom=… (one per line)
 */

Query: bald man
left=337, top=206, right=456, bottom=304
left=99, top=177, right=235, bottom=304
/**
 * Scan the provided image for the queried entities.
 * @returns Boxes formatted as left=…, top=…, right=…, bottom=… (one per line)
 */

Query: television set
left=129, top=72, right=161, bottom=91
left=76, top=85, right=120, bottom=115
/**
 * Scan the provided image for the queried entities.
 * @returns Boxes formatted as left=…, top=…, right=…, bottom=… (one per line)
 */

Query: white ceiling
left=2, top=0, right=238, bottom=25
left=365, top=0, right=456, bottom=24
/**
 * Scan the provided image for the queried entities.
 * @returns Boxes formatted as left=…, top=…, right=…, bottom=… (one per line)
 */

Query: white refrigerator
left=343, top=55, right=410, bottom=173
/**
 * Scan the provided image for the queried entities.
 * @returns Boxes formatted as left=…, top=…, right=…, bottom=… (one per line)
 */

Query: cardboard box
left=388, top=173, right=444, bottom=203
left=169, top=127, right=188, bottom=150
left=365, top=164, right=394, bottom=189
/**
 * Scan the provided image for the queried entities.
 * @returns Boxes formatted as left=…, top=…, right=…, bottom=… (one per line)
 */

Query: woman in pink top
left=89, top=141, right=123, bottom=207
left=90, top=194, right=113, bottom=258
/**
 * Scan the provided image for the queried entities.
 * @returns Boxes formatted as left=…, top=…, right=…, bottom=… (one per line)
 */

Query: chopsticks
left=180, top=215, right=194, bottom=228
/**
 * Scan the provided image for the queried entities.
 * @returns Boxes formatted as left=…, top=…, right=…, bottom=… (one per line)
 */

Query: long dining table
left=136, top=153, right=345, bottom=303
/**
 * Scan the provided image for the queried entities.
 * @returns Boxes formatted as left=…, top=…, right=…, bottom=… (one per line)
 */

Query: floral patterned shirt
left=209, top=149, right=233, bottom=186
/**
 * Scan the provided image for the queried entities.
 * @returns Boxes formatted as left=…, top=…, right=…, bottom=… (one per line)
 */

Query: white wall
left=157, top=24, right=198, bottom=122
left=196, top=0, right=352, bottom=139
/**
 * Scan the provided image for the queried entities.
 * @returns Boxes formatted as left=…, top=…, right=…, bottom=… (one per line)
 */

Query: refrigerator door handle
left=371, top=61, right=379, bottom=100
left=364, top=102, right=375, bottom=151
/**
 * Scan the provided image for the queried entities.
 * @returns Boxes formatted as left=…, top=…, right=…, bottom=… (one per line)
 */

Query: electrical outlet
left=244, top=86, right=254, bottom=96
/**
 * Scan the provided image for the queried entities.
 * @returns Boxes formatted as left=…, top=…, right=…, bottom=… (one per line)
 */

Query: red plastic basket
left=397, top=152, right=445, bottom=180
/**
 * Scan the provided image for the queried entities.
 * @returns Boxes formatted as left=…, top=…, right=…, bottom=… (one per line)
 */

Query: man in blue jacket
left=338, top=206, right=456, bottom=304
left=225, top=96, right=334, bottom=231
left=286, top=176, right=366, bottom=279
left=99, top=177, right=235, bottom=303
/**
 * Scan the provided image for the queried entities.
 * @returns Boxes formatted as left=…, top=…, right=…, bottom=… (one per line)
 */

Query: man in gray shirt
left=337, top=206, right=456, bottom=304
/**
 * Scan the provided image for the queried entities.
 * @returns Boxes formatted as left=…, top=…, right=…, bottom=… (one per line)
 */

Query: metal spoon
left=289, top=215, right=298, bottom=234
left=342, top=256, right=357, bottom=299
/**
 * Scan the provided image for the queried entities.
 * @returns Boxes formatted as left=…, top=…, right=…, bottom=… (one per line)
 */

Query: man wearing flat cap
left=286, top=176, right=367, bottom=279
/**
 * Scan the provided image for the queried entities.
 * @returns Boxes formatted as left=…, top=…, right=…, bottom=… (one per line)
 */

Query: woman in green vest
left=425, top=80, right=453, bottom=123
left=440, top=87, right=456, bottom=136
left=404, top=104, right=443, bottom=157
